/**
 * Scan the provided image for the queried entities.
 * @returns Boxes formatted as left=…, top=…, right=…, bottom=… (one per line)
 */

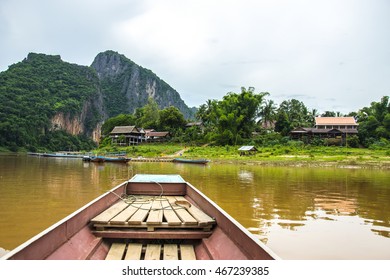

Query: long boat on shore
left=1, top=174, right=279, bottom=260
left=82, top=155, right=130, bottom=163
left=29, top=152, right=87, bottom=158
left=173, top=158, right=210, bottom=164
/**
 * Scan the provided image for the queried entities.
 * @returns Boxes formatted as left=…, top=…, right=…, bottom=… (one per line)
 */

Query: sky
left=1, top=0, right=389, bottom=114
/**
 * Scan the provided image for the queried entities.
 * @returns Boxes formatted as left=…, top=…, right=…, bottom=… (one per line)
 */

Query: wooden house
left=145, top=130, right=170, bottom=142
left=290, top=117, right=358, bottom=144
left=109, top=126, right=145, bottom=146
left=185, top=122, right=205, bottom=133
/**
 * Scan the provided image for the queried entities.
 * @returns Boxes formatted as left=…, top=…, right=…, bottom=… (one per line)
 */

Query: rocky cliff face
left=91, top=51, right=196, bottom=119
left=50, top=93, right=105, bottom=142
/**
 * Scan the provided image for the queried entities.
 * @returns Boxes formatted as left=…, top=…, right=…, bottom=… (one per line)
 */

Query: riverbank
left=3, top=144, right=389, bottom=169
left=95, top=144, right=390, bottom=169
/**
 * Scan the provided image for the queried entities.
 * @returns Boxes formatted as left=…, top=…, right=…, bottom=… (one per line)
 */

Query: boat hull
left=103, top=157, right=131, bottom=163
left=2, top=175, right=278, bottom=260
left=83, top=156, right=130, bottom=163
left=173, top=158, right=210, bottom=164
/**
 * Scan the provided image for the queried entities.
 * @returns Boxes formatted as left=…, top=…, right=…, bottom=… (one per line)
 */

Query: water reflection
left=181, top=164, right=390, bottom=259
left=0, top=155, right=389, bottom=259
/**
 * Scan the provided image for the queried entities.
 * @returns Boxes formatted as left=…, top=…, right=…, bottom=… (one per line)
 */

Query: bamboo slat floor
left=91, top=195, right=215, bottom=232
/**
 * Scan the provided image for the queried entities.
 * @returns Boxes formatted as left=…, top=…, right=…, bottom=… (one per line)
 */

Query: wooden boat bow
left=2, top=174, right=279, bottom=260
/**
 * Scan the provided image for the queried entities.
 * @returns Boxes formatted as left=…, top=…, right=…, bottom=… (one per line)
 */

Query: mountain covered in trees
left=0, top=51, right=195, bottom=151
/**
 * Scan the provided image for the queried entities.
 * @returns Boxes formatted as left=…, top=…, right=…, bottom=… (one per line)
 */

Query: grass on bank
left=94, top=143, right=390, bottom=168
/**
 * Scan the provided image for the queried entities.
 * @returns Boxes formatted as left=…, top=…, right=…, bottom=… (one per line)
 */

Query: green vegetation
left=0, top=51, right=196, bottom=152
left=0, top=53, right=99, bottom=152
left=92, top=142, right=390, bottom=169
left=1, top=50, right=389, bottom=161
left=97, top=87, right=389, bottom=161
left=196, top=87, right=269, bottom=145
left=95, top=87, right=389, bottom=168
left=196, top=89, right=390, bottom=148
left=184, top=144, right=390, bottom=164
left=99, top=98, right=188, bottom=146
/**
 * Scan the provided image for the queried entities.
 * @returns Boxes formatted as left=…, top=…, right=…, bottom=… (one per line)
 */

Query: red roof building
left=290, top=117, right=358, bottom=145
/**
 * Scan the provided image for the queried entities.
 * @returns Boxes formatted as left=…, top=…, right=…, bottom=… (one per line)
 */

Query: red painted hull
left=2, top=174, right=279, bottom=260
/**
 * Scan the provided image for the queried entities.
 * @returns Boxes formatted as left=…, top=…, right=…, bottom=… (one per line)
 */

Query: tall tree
left=357, top=96, right=390, bottom=146
left=158, top=106, right=186, bottom=136
left=274, top=99, right=311, bottom=136
left=321, top=111, right=336, bottom=117
left=139, top=97, right=160, bottom=128
left=214, top=87, right=269, bottom=145
left=258, top=99, right=277, bottom=127
left=100, top=114, right=136, bottom=136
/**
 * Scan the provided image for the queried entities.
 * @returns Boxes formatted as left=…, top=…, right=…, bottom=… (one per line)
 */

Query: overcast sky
left=1, top=0, right=389, bottom=114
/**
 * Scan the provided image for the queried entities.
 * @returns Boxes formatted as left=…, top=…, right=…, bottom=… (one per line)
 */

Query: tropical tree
left=139, top=97, right=160, bottom=128
left=258, top=99, right=277, bottom=130
left=274, top=99, right=312, bottom=136
left=307, top=108, right=319, bottom=126
left=158, top=106, right=186, bottom=136
left=321, top=111, right=344, bottom=117
left=356, top=96, right=390, bottom=146
left=213, top=87, right=269, bottom=145
left=196, top=99, right=219, bottom=129
left=100, top=114, right=136, bottom=136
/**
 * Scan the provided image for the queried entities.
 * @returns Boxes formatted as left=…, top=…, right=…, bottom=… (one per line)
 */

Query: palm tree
left=259, top=99, right=277, bottom=129
left=307, top=108, right=319, bottom=127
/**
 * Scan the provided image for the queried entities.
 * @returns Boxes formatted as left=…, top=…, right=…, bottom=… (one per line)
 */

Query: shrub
left=346, top=135, right=360, bottom=148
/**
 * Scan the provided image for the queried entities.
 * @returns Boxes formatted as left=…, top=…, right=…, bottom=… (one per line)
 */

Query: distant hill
left=0, top=51, right=196, bottom=151
left=92, top=50, right=196, bottom=119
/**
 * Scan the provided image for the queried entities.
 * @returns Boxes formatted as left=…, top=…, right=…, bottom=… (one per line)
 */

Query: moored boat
left=39, top=152, right=86, bottom=158
left=83, top=155, right=130, bottom=163
left=102, top=156, right=131, bottom=163
left=1, top=174, right=279, bottom=260
left=86, top=155, right=106, bottom=163
left=173, top=158, right=210, bottom=164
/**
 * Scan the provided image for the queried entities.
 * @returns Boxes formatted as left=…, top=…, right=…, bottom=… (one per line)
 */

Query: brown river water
left=0, top=153, right=389, bottom=259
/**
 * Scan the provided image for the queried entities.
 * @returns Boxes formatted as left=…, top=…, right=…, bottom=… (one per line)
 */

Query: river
left=0, top=153, right=389, bottom=259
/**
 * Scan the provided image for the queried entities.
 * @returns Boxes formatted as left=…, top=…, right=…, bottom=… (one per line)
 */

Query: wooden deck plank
left=176, top=197, right=215, bottom=226
left=164, top=196, right=178, bottom=204
left=105, top=243, right=126, bottom=260
left=110, top=203, right=140, bottom=224
left=187, top=205, right=215, bottom=225
left=144, top=244, right=161, bottom=260
left=171, top=197, right=198, bottom=225
left=146, top=200, right=164, bottom=225
left=161, top=199, right=182, bottom=225
left=91, top=200, right=129, bottom=224
left=180, top=244, right=196, bottom=260
left=173, top=208, right=198, bottom=225
left=124, top=243, right=143, bottom=260
left=163, top=244, right=178, bottom=260
left=128, top=202, right=152, bottom=224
